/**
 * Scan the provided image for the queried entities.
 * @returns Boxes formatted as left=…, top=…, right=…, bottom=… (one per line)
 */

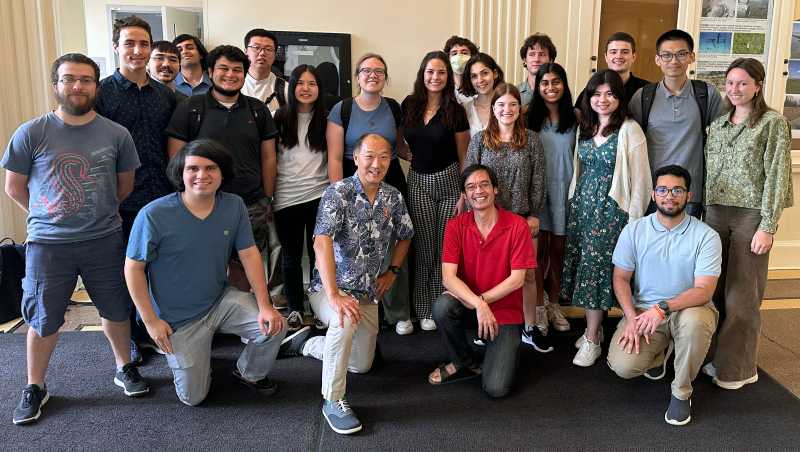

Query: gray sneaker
left=665, top=394, right=691, bottom=425
left=114, top=363, right=149, bottom=396
left=278, top=326, right=311, bottom=357
left=322, top=398, right=362, bottom=434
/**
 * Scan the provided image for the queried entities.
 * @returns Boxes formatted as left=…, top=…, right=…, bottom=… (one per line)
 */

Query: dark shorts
left=230, top=196, right=270, bottom=264
left=22, top=231, right=132, bottom=337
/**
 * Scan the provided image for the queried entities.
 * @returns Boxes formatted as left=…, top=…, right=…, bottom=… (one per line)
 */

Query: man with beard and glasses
left=607, top=165, right=722, bottom=426
left=148, top=40, right=188, bottom=104
left=95, top=15, right=177, bottom=363
left=165, top=45, right=279, bottom=294
left=3, top=54, right=147, bottom=425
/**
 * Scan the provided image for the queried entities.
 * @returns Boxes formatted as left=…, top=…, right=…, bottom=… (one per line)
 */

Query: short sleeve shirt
left=612, top=213, right=722, bottom=310
left=401, top=96, right=469, bottom=174
left=308, top=175, right=414, bottom=302
left=95, top=71, right=177, bottom=210
left=164, top=90, right=279, bottom=205
left=442, top=206, right=537, bottom=325
left=328, top=97, right=400, bottom=160
left=126, top=192, right=255, bottom=329
left=1, top=113, right=140, bottom=243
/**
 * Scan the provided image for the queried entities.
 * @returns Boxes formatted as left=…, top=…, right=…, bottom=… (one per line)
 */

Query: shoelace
left=550, top=305, right=567, bottom=321
left=578, top=338, right=597, bottom=356
left=334, top=398, right=351, bottom=414
left=20, top=389, right=39, bottom=408
left=122, top=366, right=142, bottom=383
left=287, top=311, right=302, bottom=326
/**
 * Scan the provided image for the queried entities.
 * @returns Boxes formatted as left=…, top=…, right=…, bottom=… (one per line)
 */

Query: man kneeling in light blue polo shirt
left=607, top=165, right=722, bottom=426
left=125, top=139, right=307, bottom=406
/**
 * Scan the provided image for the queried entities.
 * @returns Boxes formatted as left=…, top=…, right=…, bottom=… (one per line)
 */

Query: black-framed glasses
left=655, top=187, right=687, bottom=197
left=58, top=77, right=96, bottom=86
left=658, top=51, right=690, bottom=62
left=247, top=45, right=276, bottom=55
left=359, top=68, right=386, bottom=77
left=151, top=55, right=180, bottom=64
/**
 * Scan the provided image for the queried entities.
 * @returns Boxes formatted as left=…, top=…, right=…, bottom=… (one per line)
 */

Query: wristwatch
left=388, top=266, right=401, bottom=274
left=657, top=300, right=670, bottom=316
left=265, top=195, right=274, bottom=205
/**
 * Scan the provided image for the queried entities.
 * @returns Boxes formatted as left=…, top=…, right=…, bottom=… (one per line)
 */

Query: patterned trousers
left=407, top=162, right=460, bottom=320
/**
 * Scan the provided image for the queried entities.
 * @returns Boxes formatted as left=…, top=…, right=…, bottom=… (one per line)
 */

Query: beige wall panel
left=55, top=0, right=88, bottom=55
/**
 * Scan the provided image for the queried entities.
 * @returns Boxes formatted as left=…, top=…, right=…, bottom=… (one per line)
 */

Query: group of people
left=2, top=14, right=794, bottom=434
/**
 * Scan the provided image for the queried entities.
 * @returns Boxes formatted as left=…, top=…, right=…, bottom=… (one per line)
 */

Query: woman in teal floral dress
left=561, top=70, right=652, bottom=367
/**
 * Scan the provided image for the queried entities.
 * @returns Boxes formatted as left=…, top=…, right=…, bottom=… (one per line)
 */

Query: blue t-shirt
left=612, top=213, right=722, bottom=310
left=126, top=192, right=256, bottom=329
left=327, top=97, right=399, bottom=160
left=1, top=113, right=140, bottom=243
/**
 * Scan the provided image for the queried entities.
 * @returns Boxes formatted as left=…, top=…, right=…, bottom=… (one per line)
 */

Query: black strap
left=341, top=97, right=403, bottom=139
left=640, top=80, right=709, bottom=144
left=639, top=82, right=658, bottom=135
left=264, top=77, right=287, bottom=108
left=188, top=94, right=266, bottom=141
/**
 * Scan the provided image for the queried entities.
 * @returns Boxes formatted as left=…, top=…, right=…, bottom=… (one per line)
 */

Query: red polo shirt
left=442, top=205, right=537, bottom=325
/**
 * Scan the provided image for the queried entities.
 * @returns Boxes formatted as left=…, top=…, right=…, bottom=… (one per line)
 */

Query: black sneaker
left=130, top=340, right=143, bottom=364
left=522, top=326, right=553, bottom=353
left=12, top=384, right=49, bottom=425
left=278, top=326, right=311, bottom=357
left=114, top=363, right=149, bottom=396
left=232, top=369, right=278, bottom=396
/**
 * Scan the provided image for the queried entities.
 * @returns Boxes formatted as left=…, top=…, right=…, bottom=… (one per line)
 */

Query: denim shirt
left=174, top=72, right=213, bottom=97
left=309, top=174, right=414, bottom=303
left=95, top=71, right=176, bottom=210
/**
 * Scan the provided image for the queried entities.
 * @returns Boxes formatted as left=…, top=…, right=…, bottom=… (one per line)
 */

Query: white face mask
left=450, top=54, right=470, bottom=75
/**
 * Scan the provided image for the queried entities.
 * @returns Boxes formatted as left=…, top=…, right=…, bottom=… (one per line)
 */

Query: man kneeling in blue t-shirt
left=124, top=139, right=308, bottom=405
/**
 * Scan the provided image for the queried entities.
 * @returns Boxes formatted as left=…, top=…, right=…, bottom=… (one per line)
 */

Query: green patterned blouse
left=704, top=109, right=794, bottom=233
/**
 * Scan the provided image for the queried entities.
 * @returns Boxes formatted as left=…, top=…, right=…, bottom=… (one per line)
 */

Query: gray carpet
left=2, top=320, right=800, bottom=451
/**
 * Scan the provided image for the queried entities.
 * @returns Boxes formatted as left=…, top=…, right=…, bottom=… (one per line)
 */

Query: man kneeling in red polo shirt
left=427, top=164, right=537, bottom=397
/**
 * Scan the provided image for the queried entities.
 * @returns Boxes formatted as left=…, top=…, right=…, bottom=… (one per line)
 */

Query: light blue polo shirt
left=612, top=213, right=722, bottom=310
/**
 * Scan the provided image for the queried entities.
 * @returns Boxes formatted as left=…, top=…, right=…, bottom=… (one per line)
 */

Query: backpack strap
left=187, top=94, right=206, bottom=142
left=639, top=82, right=658, bottom=135
left=340, top=97, right=354, bottom=139
left=245, top=96, right=268, bottom=139
left=385, top=97, right=403, bottom=130
left=691, top=79, right=709, bottom=146
left=264, top=77, right=287, bottom=108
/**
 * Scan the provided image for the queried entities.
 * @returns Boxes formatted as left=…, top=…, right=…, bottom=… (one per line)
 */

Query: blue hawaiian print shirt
left=309, top=174, right=414, bottom=303
left=95, top=71, right=176, bottom=210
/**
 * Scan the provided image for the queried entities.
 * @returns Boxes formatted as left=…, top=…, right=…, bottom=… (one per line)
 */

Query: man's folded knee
left=608, top=358, right=639, bottom=380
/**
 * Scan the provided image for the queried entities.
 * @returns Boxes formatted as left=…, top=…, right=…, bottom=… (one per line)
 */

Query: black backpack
left=340, top=97, right=403, bottom=137
left=0, top=238, right=26, bottom=323
left=186, top=94, right=268, bottom=141
left=264, top=77, right=287, bottom=108
left=640, top=80, right=709, bottom=146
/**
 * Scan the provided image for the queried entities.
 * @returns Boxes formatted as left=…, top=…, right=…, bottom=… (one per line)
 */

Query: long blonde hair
left=483, top=83, right=527, bottom=151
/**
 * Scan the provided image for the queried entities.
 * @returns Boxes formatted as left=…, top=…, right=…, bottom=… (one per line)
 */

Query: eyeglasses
left=465, top=181, right=493, bottom=191
left=247, top=45, right=276, bottom=55
left=655, top=187, right=687, bottom=197
left=657, top=51, right=690, bottom=62
left=151, top=55, right=180, bottom=64
left=58, top=77, right=96, bottom=86
left=359, top=68, right=386, bottom=77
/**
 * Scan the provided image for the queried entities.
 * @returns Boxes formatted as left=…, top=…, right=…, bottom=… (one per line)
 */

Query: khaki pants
left=705, top=205, right=769, bottom=381
left=607, top=304, right=718, bottom=400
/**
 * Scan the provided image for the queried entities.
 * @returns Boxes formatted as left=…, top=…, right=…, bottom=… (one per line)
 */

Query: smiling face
left=356, top=57, right=387, bottom=94
left=524, top=44, right=552, bottom=76
left=493, top=93, right=521, bottom=126
left=424, top=58, right=448, bottom=93
left=176, top=39, right=201, bottom=68
left=726, top=67, right=760, bottom=110
left=113, top=26, right=151, bottom=74
left=653, top=174, right=691, bottom=218
left=539, top=72, right=563, bottom=105
left=590, top=83, right=619, bottom=118
left=183, top=155, right=222, bottom=200
left=209, top=56, right=245, bottom=96
left=655, top=39, right=695, bottom=78
left=469, top=62, right=497, bottom=95
left=53, top=62, right=99, bottom=117
left=245, top=35, right=276, bottom=72
left=148, top=49, right=180, bottom=84
left=464, top=169, right=497, bottom=211
left=353, top=136, right=392, bottom=187
left=605, top=40, right=636, bottom=73
left=295, top=70, right=319, bottom=106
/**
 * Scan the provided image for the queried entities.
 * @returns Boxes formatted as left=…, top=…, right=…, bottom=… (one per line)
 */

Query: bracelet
left=654, top=305, right=665, bottom=319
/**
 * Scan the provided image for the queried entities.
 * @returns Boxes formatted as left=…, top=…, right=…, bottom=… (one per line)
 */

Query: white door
left=161, top=7, right=198, bottom=42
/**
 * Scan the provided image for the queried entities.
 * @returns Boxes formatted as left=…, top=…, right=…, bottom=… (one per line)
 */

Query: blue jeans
left=164, top=288, right=286, bottom=406
left=432, top=293, right=522, bottom=398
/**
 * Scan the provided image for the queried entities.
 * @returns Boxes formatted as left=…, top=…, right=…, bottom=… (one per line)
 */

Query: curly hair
left=112, top=15, right=152, bottom=45
left=443, top=35, right=479, bottom=55
left=519, top=33, right=557, bottom=62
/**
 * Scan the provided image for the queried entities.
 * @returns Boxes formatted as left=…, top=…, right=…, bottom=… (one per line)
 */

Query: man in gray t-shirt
left=607, top=165, right=721, bottom=427
left=2, top=54, right=146, bottom=426
left=629, top=29, right=723, bottom=218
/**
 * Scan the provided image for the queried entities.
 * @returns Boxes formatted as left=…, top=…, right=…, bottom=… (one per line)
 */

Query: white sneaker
left=575, top=327, right=604, bottom=348
left=573, top=335, right=601, bottom=367
left=420, top=319, right=437, bottom=331
left=713, top=373, right=759, bottom=390
left=396, top=319, right=413, bottom=335
left=702, top=362, right=717, bottom=378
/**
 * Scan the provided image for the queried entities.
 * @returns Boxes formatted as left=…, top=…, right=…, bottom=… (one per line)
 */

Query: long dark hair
left=274, top=64, right=327, bottom=153
left=459, top=53, right=505, bottom=97
left=723, top=58, right=772, bottom=126
left=167, top=139, right=236, bottom=191
left=578, top=69, right=631, bottom=141
left=403, top=51, right=466, bottom=131
left=484, top=84, right=527, bottom=151
left=527, top=63, right=576, bottom=134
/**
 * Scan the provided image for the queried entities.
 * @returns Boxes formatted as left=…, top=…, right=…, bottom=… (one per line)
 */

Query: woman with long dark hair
left=273, top=64, right=329, bottom=331
left=465, top=83, right=546, bottom=349
left=703, top=58, right=793, bottom=389
left=526, top=62, right=578, bottom=342
left=460, top=53, right=505, bottom=137
left=398, top=51, right=470, bottom=330
left=563, top=69, right=651, bottom=367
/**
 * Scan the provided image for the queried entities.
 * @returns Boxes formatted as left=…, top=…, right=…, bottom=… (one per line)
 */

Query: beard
left=212, top=81, right=241, bottom=98
left=656, top=201, right=687, bottom=218
left=55, top=90, right=97, bottom=116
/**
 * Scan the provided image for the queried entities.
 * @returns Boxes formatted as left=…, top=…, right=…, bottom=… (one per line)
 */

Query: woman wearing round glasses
left=397, top=51, right=470, bottom=331
left=563, top=69, right=651, bottom=367
left=459, top=53, right=505, bottom=138
left=326, top=53, right=413, bottom=335
left=703, top=58, right=793, bottom=390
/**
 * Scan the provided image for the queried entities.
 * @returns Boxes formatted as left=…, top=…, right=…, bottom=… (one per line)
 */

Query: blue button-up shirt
left=95, top=70, right=177, bottom=210
left=174, top=71, right=213, bottom=97
left=309, top=174, right=414, bottom=303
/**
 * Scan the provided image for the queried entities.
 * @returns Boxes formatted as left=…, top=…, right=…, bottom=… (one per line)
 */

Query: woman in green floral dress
left=561, top=70, right=652, bottom=367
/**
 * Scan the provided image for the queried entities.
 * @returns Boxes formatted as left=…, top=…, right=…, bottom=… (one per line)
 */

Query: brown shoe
left=271, top=294, right=287, bottom=310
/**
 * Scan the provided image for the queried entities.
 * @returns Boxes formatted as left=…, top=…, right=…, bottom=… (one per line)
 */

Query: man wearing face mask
left=443, top=35, right=479, bottom=103
left=147, top=41, right=188, bottom=104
